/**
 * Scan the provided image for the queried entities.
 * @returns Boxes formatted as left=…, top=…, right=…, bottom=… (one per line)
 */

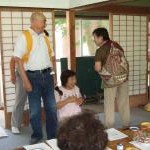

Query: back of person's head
left=93, top=27, right=110, bottom=41
left=60, top=69, right=76, bottom=87
left=57, top=110, right=108, bottom=150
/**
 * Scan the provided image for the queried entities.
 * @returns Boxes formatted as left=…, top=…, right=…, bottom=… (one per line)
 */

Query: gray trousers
left=11, top=71, right=27, bottom=128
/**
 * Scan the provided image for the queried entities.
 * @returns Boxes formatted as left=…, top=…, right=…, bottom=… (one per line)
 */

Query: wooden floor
left=0, top=107, right=149, bottom=150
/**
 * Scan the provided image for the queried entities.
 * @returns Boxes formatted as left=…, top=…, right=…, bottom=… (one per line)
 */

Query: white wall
left=70, top=0, right=109, bottom=8
left=0, top=0, right=70, bottom=9
left=0, top=0, right=109, bottom=9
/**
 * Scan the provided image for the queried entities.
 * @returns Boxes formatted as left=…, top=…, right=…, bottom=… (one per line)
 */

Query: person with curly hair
left=57, top=111, right=108, bottom=150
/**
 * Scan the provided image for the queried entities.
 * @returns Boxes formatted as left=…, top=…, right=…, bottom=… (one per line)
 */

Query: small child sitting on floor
left=55, top=70, right=84, bottom=120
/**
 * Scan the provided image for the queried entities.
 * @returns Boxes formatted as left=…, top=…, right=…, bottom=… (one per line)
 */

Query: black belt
left=26, top=68, right=51, bottom=74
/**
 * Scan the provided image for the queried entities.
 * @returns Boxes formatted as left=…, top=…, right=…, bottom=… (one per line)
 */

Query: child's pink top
left=55, top=85, right=82, bottom=120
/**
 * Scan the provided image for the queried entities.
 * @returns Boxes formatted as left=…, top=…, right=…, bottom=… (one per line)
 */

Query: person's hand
left=94, top=62, right=101, bottom=72
left=23, top=78, right=32, bottom=92
left=76, top=98, right=84, bottom=105
left=23, top=83, right=32, bottom=92
left=10, top=75, right=16, bottom=84
left=67, top=96, right=76, bottom=103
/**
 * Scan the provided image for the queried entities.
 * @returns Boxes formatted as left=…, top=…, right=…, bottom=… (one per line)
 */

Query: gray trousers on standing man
left=11, top=71, right=27, bottom=128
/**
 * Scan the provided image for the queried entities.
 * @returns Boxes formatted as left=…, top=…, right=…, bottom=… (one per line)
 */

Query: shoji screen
left=110, top=14, right=147, bottom=98
left=0, top=9, right=54, bottom=116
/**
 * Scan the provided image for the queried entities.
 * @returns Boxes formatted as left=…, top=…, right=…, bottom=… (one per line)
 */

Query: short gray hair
left=30, top=12, right=46, bottom=22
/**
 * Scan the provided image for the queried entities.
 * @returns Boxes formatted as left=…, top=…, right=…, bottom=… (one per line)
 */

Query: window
left=55, top=18, right=109, bottom=59
left=55, top=18, right=68, bottom=59
left=76, top=19, right=109, bottom=56
left=55, top=18, right=67, bottom=85
left=55, top=18, right=109, bottom=84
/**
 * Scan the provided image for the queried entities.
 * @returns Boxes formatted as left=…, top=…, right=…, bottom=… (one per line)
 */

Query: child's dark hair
left=55, top=86, right=63, bottom=96
left=60, top=70, right=76, bottom=87
left=55, top=70, right=76, bottom=96
left=92, top=27, right=110, bottom=41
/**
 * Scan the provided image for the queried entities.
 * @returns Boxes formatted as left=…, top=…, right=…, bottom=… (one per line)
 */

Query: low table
left=14, top=129, right=137, bottom=150
left=108, top=129, right=136, bottom=149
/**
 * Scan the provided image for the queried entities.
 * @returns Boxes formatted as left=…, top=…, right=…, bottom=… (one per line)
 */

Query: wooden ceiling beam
left=73, top=0, right=136, bottom=11
left=77, top=5, right=150, bottom=15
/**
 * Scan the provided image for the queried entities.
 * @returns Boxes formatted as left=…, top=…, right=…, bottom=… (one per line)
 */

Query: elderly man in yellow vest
left=10, top=29, right=50, bottom=134
left=12, top=12, right=57, bottom=144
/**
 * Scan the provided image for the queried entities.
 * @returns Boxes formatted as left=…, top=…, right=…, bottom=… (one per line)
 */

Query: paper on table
left=130, top=141, right=150, bottom=150
left=46, top=139, right=112, bottom=150
left=0, top=126, right=8, bottom=138
left=46, top=139, right=60, bottom=150
left=106, top=147, right=113, bottom=150
left=23, top=143, right=52, bottom=150
left=106, top=128, right=128, bottom=141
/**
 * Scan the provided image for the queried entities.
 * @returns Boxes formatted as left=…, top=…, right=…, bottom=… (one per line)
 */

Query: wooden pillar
left=66, top=10, right=76, bottom=71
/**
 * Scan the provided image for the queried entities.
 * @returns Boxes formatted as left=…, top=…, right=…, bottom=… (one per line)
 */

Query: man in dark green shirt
left=93, top=28, right=130, bottom=128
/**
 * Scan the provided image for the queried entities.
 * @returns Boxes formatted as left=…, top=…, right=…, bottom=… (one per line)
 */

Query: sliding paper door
left=110, top=14, right=148, bottom=106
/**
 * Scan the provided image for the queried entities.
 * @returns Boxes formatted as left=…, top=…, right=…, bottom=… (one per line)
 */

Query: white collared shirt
left=13, top=28, right=54, bottom=71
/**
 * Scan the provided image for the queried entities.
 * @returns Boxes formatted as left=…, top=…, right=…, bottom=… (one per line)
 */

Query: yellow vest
left=22, top=30, right=53, bottom=63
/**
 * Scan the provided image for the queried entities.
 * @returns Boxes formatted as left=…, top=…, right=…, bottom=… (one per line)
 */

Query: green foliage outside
left=55, top=18, right=109, bottom=55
